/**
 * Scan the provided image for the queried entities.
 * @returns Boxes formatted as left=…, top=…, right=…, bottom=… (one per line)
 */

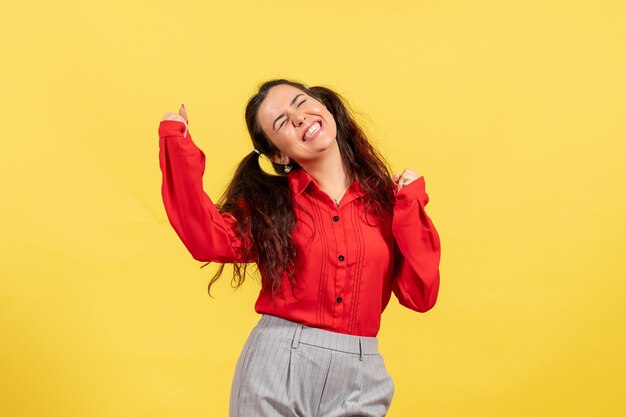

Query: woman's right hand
left=161, top=104, right=189, bottom=137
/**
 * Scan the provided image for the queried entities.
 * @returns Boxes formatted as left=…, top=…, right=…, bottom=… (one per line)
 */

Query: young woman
left=158, top=79, right=441, bottom=417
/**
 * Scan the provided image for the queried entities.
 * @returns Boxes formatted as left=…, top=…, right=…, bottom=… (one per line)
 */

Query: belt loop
left=291, top=324, right=303, bottom=349
left=359, top=338, right=364, bottom=361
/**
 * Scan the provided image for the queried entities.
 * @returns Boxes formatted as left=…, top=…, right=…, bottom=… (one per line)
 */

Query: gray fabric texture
left=229, top=314, right=395, bottom=417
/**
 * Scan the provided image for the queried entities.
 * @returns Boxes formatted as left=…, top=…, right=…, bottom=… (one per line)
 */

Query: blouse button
left=338, top=255, right=345, bottom=261
left=336, top=297, right=343, bottom=303
left=332, top=215, right=340, bottom=222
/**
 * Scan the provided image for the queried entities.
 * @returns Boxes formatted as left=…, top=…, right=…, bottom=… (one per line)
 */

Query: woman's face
left=256, top=84, right=337, bottom=166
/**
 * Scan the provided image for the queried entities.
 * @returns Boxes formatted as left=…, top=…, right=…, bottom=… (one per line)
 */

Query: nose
left=291, top=110, right=307, bottom=127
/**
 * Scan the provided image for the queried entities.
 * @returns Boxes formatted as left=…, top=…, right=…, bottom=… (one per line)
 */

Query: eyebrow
left=272, top=93, right=305, bottom=131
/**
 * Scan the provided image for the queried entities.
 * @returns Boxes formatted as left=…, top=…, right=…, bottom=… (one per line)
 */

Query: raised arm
left=158, top=110, right=254, bottom=263
left=390, top=174, right=441, bottom=312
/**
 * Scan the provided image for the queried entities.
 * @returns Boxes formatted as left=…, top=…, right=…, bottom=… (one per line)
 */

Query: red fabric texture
left=159, top=120, right=441, bottom=336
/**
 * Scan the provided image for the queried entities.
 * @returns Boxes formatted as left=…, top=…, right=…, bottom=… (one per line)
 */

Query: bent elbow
left=394, top=275, right=440, bottom=313
left=401, top=293, right=439, bottom=313
left=188, top=247, right=235, bottom=264
left=417, top=292, right=439, bottom=313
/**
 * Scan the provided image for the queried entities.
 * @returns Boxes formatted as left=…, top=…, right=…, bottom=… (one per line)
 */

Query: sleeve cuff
left=158, top=120, right=187, bottom=137
left=395, top=176, right=429, bottom=207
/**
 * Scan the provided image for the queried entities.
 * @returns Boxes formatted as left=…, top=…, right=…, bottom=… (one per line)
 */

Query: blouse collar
left=287, top=168, right=365, bottom=206
left=288, top=168, right=315, bottom=196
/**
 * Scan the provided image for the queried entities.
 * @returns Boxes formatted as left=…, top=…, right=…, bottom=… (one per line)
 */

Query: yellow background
left=1, top=0, right=625, bottom=416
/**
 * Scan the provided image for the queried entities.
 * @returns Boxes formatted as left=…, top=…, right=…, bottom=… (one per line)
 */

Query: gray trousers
left=229, top=314, right=395, bottom=417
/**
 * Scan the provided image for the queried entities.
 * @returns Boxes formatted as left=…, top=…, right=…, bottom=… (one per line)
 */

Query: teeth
left=304, top=122, right=320, bottom=140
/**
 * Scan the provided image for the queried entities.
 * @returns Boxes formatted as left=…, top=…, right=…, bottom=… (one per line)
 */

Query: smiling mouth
left=302, top=121, right=322, bottom=142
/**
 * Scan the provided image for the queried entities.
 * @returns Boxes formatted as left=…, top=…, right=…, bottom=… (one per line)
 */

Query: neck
left=299, top=142, right=350, bottom=198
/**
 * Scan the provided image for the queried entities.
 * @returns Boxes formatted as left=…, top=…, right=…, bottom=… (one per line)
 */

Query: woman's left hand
left=393, top=169, right=422, bottom=190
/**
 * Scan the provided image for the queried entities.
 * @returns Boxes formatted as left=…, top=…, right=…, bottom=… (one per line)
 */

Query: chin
left=312, top=134, right=334, bottom=148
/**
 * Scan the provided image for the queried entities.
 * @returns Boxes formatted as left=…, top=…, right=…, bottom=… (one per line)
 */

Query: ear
left=269, top=153, right=290, bottom=165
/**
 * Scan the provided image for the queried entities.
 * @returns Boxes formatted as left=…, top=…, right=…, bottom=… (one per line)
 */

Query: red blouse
left=158, top=120, right=441, bottom=336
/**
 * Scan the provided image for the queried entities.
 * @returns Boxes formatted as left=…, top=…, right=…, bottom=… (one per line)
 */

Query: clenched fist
left=161, top=104, right=189, bottom=137
left=393, top=169, right=422, bottom=190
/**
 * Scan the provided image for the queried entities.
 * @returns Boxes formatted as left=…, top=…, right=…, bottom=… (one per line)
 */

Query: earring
left=284, top=164, right=292, bottom=174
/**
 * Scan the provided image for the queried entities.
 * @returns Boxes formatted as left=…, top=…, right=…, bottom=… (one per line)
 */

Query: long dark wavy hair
left=202, top=79, right=396, bottom=298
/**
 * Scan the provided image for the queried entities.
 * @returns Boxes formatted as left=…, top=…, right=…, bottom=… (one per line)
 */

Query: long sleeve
left=391, top=176, right=441, bottom=312
left=158, top=120, right=254, bottom=263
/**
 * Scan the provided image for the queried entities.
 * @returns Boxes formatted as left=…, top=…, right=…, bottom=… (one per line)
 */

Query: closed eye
left=277, top=99, right=307, bottom=130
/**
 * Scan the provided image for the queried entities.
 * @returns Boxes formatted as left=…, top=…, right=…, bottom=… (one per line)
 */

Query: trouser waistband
left=257, top=314, right=379, bottom=360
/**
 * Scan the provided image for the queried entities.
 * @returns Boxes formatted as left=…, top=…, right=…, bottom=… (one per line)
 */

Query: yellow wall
left=1, top=1, right=625, bottom=416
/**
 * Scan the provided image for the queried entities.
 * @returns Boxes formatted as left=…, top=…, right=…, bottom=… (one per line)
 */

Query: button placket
left=331, top=206, right=346, bottom=319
